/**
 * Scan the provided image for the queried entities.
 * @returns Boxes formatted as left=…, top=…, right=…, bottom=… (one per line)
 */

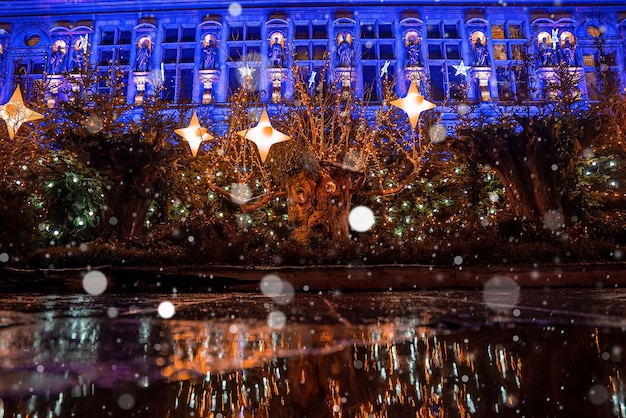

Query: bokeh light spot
left=349, top=206, right=375, bottom=232
left=82, top=270, right=108, bottom=295
left=158, top=301, right=176, bottom=319
left=483, top=275, right=520, bottom=313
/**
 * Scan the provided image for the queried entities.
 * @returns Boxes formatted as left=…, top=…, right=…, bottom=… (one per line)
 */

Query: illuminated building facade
left=0, top=1, right=624, bottom=112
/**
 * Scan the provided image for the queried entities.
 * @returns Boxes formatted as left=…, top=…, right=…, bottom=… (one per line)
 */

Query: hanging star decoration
left=390, top=80, right=435, bottom=131
left=380, top=61, right=391, bottom=78
left=238, top=64, right=255, bottom=80
left=0, top=86, right=44, bottom=139
left=308, top=70, right=317, bottom=88
left=174, top=111, right=213, bottom=157
left=453, top=61, right=471, bottom=77
left=237, top=107, right=290, bottom=163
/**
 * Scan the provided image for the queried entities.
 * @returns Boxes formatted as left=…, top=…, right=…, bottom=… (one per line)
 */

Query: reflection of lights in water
left=0, top=316, right=526, bottom=417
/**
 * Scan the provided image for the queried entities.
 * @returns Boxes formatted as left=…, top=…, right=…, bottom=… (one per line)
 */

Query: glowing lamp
left=237, top=108, right=289, bottom=162
left=0, top=86, right=44, bottom=139
left=175, top=111, right=213, bottom=157
left=390, top=81, right=435, bottom=131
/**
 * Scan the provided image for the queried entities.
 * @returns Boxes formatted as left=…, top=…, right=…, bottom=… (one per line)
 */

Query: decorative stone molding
left=267, top=67, right=287, bottom=103
left=199, top=69, right=220, bottom=104
left=470, top=66, right=492, bottom=102
left=133, top=71, right=150, bottom=105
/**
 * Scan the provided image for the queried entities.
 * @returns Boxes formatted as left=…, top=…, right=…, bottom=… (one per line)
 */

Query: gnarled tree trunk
left=286, top=167, right=352, bottom=242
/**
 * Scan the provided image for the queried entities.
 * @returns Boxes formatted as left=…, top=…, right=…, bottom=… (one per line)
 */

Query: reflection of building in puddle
left=157, top=321, right=524, bottom=417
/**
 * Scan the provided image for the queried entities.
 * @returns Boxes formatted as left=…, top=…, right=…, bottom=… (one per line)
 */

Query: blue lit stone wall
left=0, top=1, right=623, bottom=106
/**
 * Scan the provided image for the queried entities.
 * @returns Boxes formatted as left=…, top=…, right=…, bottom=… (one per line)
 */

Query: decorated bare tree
left=38, top=65, right=183, bottom=241
left=192, top=68, right=438, bottom=243
left=452, top=46, right=605, bottom=233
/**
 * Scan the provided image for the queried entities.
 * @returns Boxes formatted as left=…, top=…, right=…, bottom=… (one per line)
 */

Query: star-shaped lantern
left=237, top=108, right=290, bottom=163
left=0, top=86, right=44, bottom=139
left=175, top=111, right=213, bottom=157
left=390, top=81, right=435, bottom=131
left=453, top=61, right=471, bottom=77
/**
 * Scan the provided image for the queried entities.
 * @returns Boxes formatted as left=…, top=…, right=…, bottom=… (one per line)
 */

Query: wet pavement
left=0, top=283, right=625, bottom=417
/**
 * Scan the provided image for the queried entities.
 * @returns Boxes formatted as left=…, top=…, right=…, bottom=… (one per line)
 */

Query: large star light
left=0, top=86, right=44, bottom=139
left=390, top=81, right=435, bottom=131
left=237, top=108, right=289, bottom=162
left=175, top=111, right=213, bottom=157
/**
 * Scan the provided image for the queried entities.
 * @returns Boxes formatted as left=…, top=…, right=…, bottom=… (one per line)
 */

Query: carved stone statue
left=406, top=37, right=421, bottom=67
left=538, top=37, right=554, bottom=67
left=269, top=37, right=283, bottom=68
left=473, top=38, right=489, bottom=67
left=71, top=35, right=88, bottom=72
left=135, top=41, right=151, bottom=72
left=202, top=39, right=218, bottom=70
left=337, top=39, right=353, bottom=68
left=49, top=44, right=66, bottom=74
left=559, top=38, right=575, bottom=66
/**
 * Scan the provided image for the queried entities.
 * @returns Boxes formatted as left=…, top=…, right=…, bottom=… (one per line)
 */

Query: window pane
left=32, top=62, right=45, bottom=74
left=182, top=28, right=196, bottom=43
left=491, top=25, right=505, bottom=40
left=427, top=24, right=441, bottom=38
left=162, top=69, right=176, bottom=102
left=312, top=24, right=327, bottom=39
left=181, top=48, right=195, bottom=63
left=295, top=45, right=309, bottom=60
left=246, top=26, right=261, bottom=41
left=380, top=44, right=394, bottom=59
left=229, top=26, right=243, bottom=41
left=101, top=30, right=115, bottom=45
left=448, top=65, right=463, bottom=100
left=511, top=44, right=525, bottom=60
left=313, top=45, right=326, bottom=60
left=496, top=66, right=513, bottom=100
left=228, top=46, right=243, bottom=61
left=428, top=44, right=443, bottom=59
left=361, top=44, right=376, bottom=60
left=228, top=67, right=241, bottom=93
left=361, top=24, right=375, bottom=39
left=444, top=24, right=459, bottom=39
left=493, top=44, right=508, bottom=60
left=363, top=65, right=379, bottom=101
left=445, top=44, right=460, bottom=59
left=118, top=48, right=131, bottom=65
left=163, top=48, right=177, bottom=64
left=508, top=25, right=523, bottom=39
left=295, top=25, right=309, bottom=40
left=379, top=24, right=393, bottom=39
left=180, top=69, right=194, bottom=103
left=118, top=30, right=132, bottom=45
left=165, top=28, right=178, bottom=43
left=429, top=65, right=444, bottom=101
left=99, top=50, right=113, bottom=65
left=247, top=45, right=261, bottom=61
left=583, top=54, right=595, bottom=66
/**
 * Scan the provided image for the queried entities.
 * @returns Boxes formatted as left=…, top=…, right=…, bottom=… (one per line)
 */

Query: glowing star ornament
left=0, top=86, right=44, bottom=139
left=453, top=61, right=471, bottom=77
left=175, top=111, right=213, bottom=157
left=390, top=81, right=435, bottom=131
left=237, top=108, right=289, bottom=162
